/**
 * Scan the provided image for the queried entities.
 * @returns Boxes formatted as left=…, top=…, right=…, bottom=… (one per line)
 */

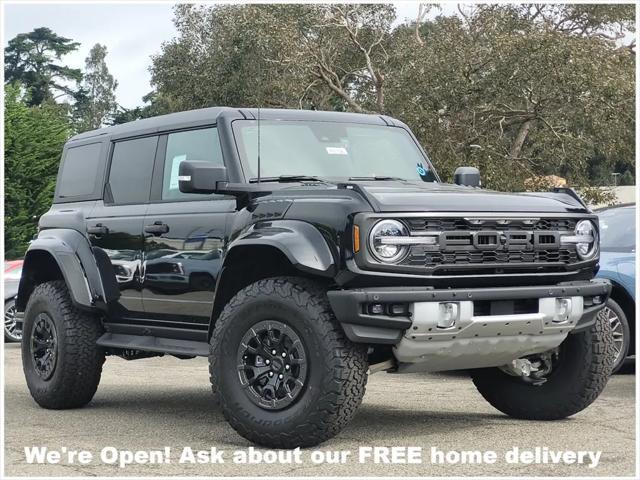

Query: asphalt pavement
left=3, top=342, right=636, bottom=477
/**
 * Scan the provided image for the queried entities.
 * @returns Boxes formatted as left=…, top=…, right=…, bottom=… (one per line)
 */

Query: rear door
left=141, top=126, right=234, bottom=338
left=86, top=135, right=158, bottom=318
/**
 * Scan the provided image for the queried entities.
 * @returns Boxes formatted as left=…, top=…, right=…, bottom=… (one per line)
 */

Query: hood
left=351, top=181, right=589, bottom=214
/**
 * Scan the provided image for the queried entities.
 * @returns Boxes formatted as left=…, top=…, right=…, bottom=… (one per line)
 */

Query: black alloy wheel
left=210, top=277, right=368, bottom=448
left=237, top=320, right=308, bottom=410
left=30, top=312, right=58, bottom=380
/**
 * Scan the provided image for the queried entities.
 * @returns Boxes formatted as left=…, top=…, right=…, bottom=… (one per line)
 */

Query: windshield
left=598, top=206, right=636, bottom=253
left=232, top=120, right=438, bottom=182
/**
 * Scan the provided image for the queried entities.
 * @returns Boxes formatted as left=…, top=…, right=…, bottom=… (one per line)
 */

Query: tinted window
left=108, top=136, right=158, bottom=204
left=57, top=143, right=102, bottom=197
left=598, top=206, right=636, bottom=253
left=162, top=128, right=224, bottom=200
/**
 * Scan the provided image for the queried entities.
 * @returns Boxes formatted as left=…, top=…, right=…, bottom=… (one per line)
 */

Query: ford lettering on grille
left=439, top=230, right=560, bottom=251
left=399, top=217, right=579, bottom=270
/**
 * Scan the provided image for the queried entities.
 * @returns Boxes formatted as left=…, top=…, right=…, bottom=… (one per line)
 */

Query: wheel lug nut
left=285, top=365, right=290, bottom=370
left=268, top=372, right=274, bottom=377
left=271, top=349, right=276, bottom=355
left=265, top=359, right=270, bottom=365
left=278, top=374, right=283, bottom=379
left=281, top=352, right=287, bottom=358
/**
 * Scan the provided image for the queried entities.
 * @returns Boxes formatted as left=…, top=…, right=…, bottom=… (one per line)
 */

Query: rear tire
left=470, top=310, right=614, bottom=420
left=22, top=281, right=105, bottom=409
left=210, top=277, right=368, bottom=448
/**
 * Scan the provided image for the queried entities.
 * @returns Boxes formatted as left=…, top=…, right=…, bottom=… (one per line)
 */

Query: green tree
left=4, top=27, right=82, bottom=106
left=147, top=4, right=634, bottom=197
left=111, top=91, right=171, bottom=124
left=4, top=84, right=71, bottom=258
left=149, top=4, right=396, bottom=112
left=74, top=43, right=118, bottom=131
left=389, top=4, right=635, bottom=192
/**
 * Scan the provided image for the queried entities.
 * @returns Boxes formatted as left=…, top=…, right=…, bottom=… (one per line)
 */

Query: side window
left=162, top=127, right=224, bottom=200
left=108, top=136, right=158, bottom=204
left=57, top=143, right=102, bottom=198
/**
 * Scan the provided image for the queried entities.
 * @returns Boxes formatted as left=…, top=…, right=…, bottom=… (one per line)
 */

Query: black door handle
left=87, top=224, right=109, bottom=236
left=144, top=221, right=169, bottom=235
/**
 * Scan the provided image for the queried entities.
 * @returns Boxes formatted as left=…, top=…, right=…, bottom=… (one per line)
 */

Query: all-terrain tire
left=470, top=311, right=614, bottom=420
left=210, top=277, right=368, bottom=448
left=22, top=280, right=105, bottom=409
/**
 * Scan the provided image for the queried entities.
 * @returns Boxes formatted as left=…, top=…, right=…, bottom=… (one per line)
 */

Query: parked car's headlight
left=368, top=220, right=409, bottom=263
left=575, top=220, right=598, bottom=260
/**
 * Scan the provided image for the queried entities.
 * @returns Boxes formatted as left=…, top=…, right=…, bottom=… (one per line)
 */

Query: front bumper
left=327, top=279, right=611, bottom=351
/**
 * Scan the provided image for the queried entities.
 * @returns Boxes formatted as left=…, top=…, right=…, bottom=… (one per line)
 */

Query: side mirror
left=453, top=166, right=481, bottom=188
left=178, top=161, right=228, bottom=194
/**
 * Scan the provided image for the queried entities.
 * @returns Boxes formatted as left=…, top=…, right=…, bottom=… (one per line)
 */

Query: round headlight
left=368, top=219, right=409, bottom=263
left=575, top=220, right=598, bottom=260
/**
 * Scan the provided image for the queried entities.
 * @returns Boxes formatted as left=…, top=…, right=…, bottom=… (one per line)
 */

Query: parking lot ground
left=3, top=342, right=636, bottom=477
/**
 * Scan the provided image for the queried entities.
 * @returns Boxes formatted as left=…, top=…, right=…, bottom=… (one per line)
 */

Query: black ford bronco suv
left=17, top=107, right=613, bottom=448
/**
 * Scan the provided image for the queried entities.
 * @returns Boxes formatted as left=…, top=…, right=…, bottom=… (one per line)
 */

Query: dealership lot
left=4, top=343, right=635, bottom=477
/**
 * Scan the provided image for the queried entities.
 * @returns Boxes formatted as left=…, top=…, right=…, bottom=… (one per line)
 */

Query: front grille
left=406, top=217, right=577, bottom=232
left=399, top=217, right=580, bottom=271
left=404, top=247, right=578, bottom=267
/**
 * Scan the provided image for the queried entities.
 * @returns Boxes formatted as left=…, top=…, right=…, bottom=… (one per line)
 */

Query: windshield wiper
left=249, top=175, right=327, bottom=183
left=348, top=176, right=405, bottom=181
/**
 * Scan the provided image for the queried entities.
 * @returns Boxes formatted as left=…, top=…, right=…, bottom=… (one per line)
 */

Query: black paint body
left=16, top=108, right=603, bottom=351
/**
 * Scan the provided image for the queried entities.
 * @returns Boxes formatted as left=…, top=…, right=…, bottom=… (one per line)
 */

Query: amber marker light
left=353, top=225, right=361, bottom=253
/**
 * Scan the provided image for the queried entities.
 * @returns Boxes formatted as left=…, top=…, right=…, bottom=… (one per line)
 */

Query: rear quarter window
left=56, top=142, right=104, bottom=200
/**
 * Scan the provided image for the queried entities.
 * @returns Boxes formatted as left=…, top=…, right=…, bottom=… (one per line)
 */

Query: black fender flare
left=226, top=220, right=337, bottom=277
left=17, top=229, right=120, bottom=311
left=207, top=220, right=337, bottom=338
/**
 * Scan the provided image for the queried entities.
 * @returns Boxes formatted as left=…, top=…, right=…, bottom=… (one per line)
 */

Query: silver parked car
left=4, top=260, right=23, bottom=342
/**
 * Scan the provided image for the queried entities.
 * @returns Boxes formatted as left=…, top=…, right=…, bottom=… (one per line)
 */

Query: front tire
left=470, top=311, right=614, bottom=420
left=22, top=281, right=105, bottom=409
left=210, top=277, right=368, bottom=448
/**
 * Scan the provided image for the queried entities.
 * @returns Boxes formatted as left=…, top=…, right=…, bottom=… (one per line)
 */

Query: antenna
left=256, top=54, right=262, bottom=183
left=257, top=104, right=261, bottom=183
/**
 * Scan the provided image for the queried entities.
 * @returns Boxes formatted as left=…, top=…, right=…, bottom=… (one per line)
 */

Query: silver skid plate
left=393, top=297, right=583, bottom=372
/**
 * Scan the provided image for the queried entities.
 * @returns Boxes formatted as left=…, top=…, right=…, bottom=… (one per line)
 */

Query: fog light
left=389, top=303, right=408, bottom=316
left=369, top=303, right=385, bottom=315
left=555, top=298, right=572, bottom=322
left=438, top=302, right=459, bottom=328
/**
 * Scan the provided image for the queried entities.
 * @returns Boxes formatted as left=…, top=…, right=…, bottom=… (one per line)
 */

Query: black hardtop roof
left=68, top=107, right=403, bottom=144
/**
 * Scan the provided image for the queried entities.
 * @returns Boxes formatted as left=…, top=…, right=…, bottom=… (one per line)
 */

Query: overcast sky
left=4, top=2, right=454, bottom=109
left=4, top=3, right=176, bottom=108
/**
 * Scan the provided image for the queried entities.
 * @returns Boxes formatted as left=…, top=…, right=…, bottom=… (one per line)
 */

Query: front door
left=86, top=135, right=158, bottom=317
left=141, top=126, right=234, bottom=338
